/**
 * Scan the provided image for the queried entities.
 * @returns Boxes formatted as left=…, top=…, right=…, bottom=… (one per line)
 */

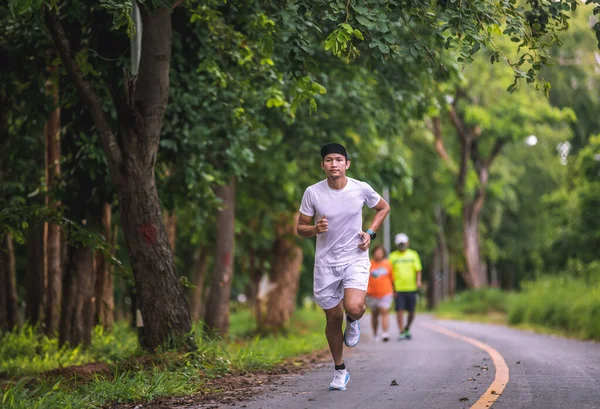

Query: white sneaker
left=329, top=368, right=350, bottom=390
left=382, top=332, right=390, bottom=342
left=343, top=316, right=360, bottom=347
left=373, top=335, right=381, bottom=343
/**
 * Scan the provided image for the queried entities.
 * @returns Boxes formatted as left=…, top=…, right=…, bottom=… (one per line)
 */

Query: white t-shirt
left=299, top=178, right=381, bottom=267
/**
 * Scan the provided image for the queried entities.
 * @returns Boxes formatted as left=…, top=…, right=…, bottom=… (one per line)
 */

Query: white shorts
left=366, top=294, right=394, bottom=310
left=313, top=259, right=370, bottom=310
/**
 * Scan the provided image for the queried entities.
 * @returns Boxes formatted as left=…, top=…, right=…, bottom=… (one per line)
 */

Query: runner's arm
left=366, top=197, right=390, bottom=232
left=296, top=212, right=316, bottom=237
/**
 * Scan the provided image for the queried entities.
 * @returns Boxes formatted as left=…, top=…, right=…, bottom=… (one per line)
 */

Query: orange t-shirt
left=367, top=259, right=394, bottom=298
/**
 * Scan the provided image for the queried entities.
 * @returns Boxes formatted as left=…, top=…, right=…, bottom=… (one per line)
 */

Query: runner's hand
left=358, top=231, right=370, bottom=251
left=315, top=216, right=328, bottom=234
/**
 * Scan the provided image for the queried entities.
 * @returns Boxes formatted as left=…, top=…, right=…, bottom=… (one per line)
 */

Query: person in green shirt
left=389, top=233, right=422, bottom=340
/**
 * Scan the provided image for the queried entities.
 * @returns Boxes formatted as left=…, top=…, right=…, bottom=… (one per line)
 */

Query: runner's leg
left=324, top=302, right=345, bottom=365
left=371, top=305, right=379, bottom=337
left=380, top=306, right=389, bottom=333
left=343, top=288, right=367, bottom=320
left=396, top=309, right=404, bottom=332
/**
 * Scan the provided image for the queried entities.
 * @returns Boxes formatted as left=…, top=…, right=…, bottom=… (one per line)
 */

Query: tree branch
left=448, top=104, right=469, bottom=143
left=43, top=7, right=123, bottom=169
left=470, top=139, right=484, bottom=175
left=429, top=117, right=458, bottom=175
left=448, top=106, right=471, bottom=199
left=485, top=138, right=505, bottom=168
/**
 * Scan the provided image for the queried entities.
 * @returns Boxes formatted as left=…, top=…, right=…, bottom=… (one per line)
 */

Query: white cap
left=394, top=233, right=409, bottom=245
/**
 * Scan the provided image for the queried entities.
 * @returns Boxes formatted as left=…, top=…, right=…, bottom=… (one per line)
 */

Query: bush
left=507, top=276, right=600, bottom=340
left=436, top=288, right=509, bottom=316
left=436, top=276, right=600, bottom=341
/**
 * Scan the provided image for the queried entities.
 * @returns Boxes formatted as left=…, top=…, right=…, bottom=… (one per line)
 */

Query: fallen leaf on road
left=459, top=397, right=469, bottom=402
left=468, top=377, right=475, bottom=381
left=308, top=398, right=316, bottom=401
left=390, top=379, right=399, bottom=386
left=516, top=361, right=521, bottom=364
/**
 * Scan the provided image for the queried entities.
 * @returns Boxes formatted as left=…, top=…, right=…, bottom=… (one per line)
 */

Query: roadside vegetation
left=0, top=308, right=327, bottom=409
left=435, top=273, right=600, bottom=341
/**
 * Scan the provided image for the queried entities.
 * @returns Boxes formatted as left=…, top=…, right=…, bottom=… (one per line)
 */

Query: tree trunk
left=163, top=210, right=177, bottom=253
left=189, top=246, right=208, bottom=322
left=436, top=207, right=450, bottom=300
left=44, top=74, right=62, bottom=336
left=463, top=206, right=488, bottom=288
left=248, top=250, right=266, bottom=330
left=0, top=234, right=19, bottom=331
left=116, top=170, right=193, bottom=349
left=263, top=213, right=303, bottom=331
left=204, top=178, right=236, bottom=337
left=95, top=202, right=114, bottom=329
left=490, top=264, right=499, bottom=288
left=427, top=244, right=442, bottom=310
left=45, top=5, right=192, bottom=351
left=449, top=261, right=456, bottom=298
left=60, top=244, right=96, bottom=347
left=25, top=224, right=46, bottom=325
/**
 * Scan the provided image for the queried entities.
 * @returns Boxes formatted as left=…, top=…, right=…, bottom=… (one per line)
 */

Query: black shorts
left=395, top=291, right=417, bottom=312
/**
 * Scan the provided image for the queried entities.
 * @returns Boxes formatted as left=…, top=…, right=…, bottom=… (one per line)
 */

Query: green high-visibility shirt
left=389, top=249, right=422, bottom=292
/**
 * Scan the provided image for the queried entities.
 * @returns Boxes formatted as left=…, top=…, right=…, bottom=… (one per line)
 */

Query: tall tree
left=43, top=70, right=62, bottom=335
left=203, top=178, right=236, bottom=336
left=430, top=53, right=575, bottom=287
left=95, top=203, right=115, bottom=330
left=0, top=233, right=19, bottom=331
left=40, top=3, right=193, bottom=350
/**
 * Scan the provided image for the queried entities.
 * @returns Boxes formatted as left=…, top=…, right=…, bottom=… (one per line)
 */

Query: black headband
left=321, top=143, right=348, bottom=159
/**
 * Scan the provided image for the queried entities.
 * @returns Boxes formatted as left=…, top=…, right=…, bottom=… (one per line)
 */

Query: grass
left=1, top=308, right=328, bottom=409
left=0, top=322, right=139, bottom=378
left=434, top=277, right=600, bottom=341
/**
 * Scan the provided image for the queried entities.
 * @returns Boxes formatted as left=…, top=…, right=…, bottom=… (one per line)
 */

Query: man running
left=389, top=233, right=422, bottom=340
left=296, top=142, right=390, bottom=391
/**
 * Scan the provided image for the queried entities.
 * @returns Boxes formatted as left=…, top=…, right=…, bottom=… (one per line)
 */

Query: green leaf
left=543, top=81, right=551, bottom=97
left=353, top=29, right=365, bottom=40
left=356, top=15, right=375, bottom=29
left=311, top=83, right=327, bottom=94
left=9, top=0, right=32, bottom=16
left=340, top=23, right=353, bottom=34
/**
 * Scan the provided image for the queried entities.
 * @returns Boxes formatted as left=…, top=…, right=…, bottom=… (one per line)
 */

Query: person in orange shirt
left=366, top=245, right=395, bottom=342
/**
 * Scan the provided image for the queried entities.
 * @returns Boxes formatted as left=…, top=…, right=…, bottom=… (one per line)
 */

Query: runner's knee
left=345, top=303, right=365, bottom=318
left=325, top=309, right=344, bottom=325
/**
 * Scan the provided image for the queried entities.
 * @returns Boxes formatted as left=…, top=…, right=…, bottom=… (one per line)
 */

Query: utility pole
left=383, top=187, right=391, bottom=254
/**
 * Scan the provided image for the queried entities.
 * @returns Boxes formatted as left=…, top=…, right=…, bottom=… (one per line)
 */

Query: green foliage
left=324, top=23, right=364, bottom=62
left=0, top=308, right=326, bottom=408
left=436, top=275, right=600, bottom=340
left=436, top=288, right=511, bottom=316
left=0, top=322, right=138, bottom=377
left=508, top=276, right=600, bottom=340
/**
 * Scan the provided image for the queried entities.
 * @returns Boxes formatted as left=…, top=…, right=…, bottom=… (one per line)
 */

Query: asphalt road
left=222, top=314, right=600, bottom=409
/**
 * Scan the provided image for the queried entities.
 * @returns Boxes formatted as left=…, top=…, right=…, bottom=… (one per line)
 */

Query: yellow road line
left=422, top=323, right=509, bottom=409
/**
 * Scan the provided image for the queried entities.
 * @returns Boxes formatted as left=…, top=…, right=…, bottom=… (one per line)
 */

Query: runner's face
left=321, top=154, right=349, bottom=178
